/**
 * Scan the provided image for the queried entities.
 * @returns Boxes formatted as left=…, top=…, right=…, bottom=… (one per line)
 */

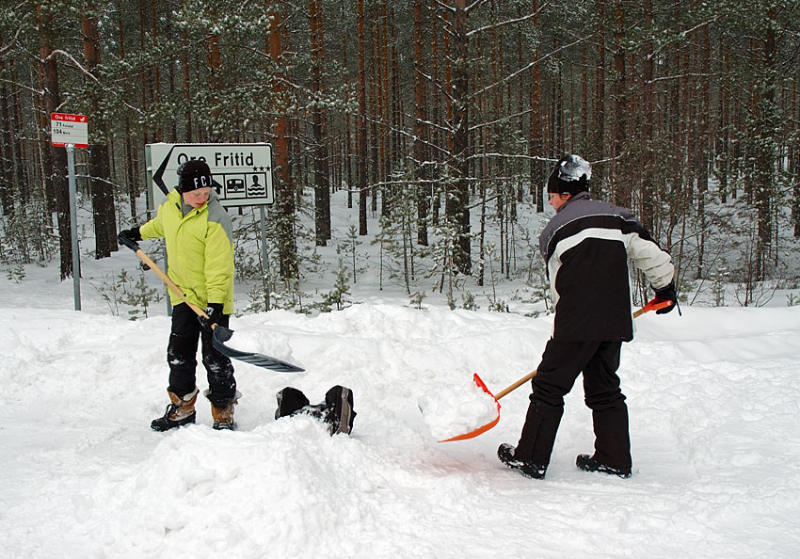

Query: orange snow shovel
left=438, top=299, right=674, bottom=442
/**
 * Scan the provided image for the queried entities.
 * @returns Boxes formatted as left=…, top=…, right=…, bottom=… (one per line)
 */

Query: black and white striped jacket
left=539, top=192, right=674, bottom=342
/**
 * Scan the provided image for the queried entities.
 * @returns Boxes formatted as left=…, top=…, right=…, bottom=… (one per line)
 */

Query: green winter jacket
left=140, top=189, right=235, bottom=314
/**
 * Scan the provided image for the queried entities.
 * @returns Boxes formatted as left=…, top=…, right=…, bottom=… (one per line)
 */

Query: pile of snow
left=1, top=302, right=800, bottom=558
left=418, top=375, right=500, bottom=440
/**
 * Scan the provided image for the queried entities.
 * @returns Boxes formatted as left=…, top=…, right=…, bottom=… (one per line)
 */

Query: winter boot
left=576, top=454, right=631, bottom=479
left=207, top=390, right=240, bottom=430
left=151, top=388, right=198, bottom=432
left=498, top=443, right=547, bottom=479
left=323, top=385, right=356, bottom=435
left=275, top=387, right=310, bottom=419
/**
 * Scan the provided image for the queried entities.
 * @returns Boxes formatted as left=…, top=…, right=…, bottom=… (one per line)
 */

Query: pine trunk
left=269, top=11, right=297, bottom=279
left=37, top=4, right=72, bottom=279
left=357, top=0, right=368, bottom=235
left=82, top=11, right=117, bottom=258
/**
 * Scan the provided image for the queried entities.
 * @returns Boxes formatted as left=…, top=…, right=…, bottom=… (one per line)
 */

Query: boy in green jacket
left=119, top=160, right=238, bottom=431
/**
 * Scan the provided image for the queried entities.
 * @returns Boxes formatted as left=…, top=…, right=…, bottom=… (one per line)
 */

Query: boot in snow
left=323, top=385, right=356, bottom=436
left=275, top=385, right=356, bottom=436
left=576, top=454, right=631, bottom=478
left=275, top=387, right=310, bottom=419
left=498, top=443, right=547, bottom=479
left=206, top=389, right=240, bottom=430
left=211, top=403, right=236, bottom=430
left=151, top=388, right=198, bottom=432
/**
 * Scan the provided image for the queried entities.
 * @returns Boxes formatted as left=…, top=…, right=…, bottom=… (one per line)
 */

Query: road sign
left=145, top=143, right=274, bottom=209
left=51, top=113, right=88, bottom=148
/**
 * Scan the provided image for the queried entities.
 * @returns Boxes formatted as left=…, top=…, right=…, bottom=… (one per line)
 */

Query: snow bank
left=1, top=304, right=799, bottom=558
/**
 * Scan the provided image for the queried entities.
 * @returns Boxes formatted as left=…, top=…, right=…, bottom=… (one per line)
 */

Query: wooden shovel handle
left=494, top=299, right=670, bottom=401
left=134, top=248, right=209, bottom=319
left=494, top=370, right=537, bottom=400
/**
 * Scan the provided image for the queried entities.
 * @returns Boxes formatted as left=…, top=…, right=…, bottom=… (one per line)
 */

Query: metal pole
left=259, top=206, right=271, bottom=310
left=66, top=144, right=81, bottom=310
left=259, top=205, right=269, bottom=277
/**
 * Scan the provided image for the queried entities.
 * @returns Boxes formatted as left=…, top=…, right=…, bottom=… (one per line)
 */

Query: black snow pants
left=167, top=303, right=237, bottom=407
left=515, top=339, right=631, bottom=470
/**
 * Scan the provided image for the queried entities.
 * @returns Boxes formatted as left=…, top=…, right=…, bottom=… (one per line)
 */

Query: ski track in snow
left=1, top=304, right=799, bottom=558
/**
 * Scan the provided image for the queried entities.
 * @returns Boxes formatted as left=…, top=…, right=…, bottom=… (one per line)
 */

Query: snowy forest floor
left=1, top=299, right=799, bottom=557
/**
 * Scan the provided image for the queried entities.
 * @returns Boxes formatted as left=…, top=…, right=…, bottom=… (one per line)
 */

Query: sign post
left=51, top=113, right=88, bottom=312
left=65, top=145, right=81, bottom=310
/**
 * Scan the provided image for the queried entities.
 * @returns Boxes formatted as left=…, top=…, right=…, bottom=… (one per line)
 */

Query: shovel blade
left=438, top=373, right=501, bottom=443
left=212, top=327, right=305, bottom=373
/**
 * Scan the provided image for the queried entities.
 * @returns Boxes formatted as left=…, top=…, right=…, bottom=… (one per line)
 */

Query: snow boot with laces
left=151, top=388, right=198, bottom=432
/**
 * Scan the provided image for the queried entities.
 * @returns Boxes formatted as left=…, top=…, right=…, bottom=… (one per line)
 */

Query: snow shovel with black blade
left=438, top=298, right=674, bottom=442
left=118, top=236, right=304, bottom=373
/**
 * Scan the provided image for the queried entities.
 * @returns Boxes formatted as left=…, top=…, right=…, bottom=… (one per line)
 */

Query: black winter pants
left=515, top=339, right=631, bottom=470
left=167, top=303, right=237, bottom=407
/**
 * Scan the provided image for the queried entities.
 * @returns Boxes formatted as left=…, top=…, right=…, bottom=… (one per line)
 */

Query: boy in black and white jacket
left=498, top=155, right=678, bottom=480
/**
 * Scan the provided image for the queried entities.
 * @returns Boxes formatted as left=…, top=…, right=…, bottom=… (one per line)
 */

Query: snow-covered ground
left=1, top=289, right=799, bottom=557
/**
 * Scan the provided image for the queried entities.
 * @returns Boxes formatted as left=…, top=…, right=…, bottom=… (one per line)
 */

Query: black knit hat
left=177, top=160, right=214, bottom=193
left=547, top=154, right=591, bottom=195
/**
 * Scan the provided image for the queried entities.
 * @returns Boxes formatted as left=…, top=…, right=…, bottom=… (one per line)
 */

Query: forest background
left=1, top=0, right=799, bottom=313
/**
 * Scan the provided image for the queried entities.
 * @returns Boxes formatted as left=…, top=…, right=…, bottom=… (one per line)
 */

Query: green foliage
left=711, top=267, right=729, bottom=307
left=409, top=291, right=425, bottom=310
left=461, top=291, right=479, bottom=311
left=315, top=259, right=352, bottom=312
left=340, top=224, right=366, bottom=284
left=95, top=268, right=163, bottom=320
left=0, top=203, right=54, bottom=278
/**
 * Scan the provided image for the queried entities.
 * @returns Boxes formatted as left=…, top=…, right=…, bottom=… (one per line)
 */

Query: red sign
left=51, top=113, right=89, bottom=148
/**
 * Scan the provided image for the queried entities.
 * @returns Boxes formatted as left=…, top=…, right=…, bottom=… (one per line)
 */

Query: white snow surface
left=2, top=298, right=800, bottom=558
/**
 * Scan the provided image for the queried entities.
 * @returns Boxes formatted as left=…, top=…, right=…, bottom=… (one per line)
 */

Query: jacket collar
left=557, top=190, right=591, bottom=211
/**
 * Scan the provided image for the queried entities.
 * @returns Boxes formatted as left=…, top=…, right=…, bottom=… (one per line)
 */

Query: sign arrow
left=151, top=145, right=223, bottom=196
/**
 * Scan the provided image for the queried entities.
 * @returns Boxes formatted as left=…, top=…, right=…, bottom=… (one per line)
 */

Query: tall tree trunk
left=448, top=0, right=471, bottom=275
left=309, top=0, right=330, bottom=246
left=369, top=18, right=379, bottom=214
left=269, top=10, right=297, bottom=279
left=82, top=8, right=117, bottom=258
left=694, top=18, right=711, bottom=279
left=0, top=34, right=12, bottom=215
left=592, top=0, right=606, bottom=189
left=753, top=9, right=778, bottom=280
left=357, top=0, right=368, bottom=235
left=639, top=0, right=655, bottom=231
left=37, top=4, right=72, bottom=280
left=611, top=0, right=627, bottom=206
left=529, top=0, right=544, bottom=212
left=180, top=0, right=193, bottom=141
left=206, top=15, right=221, bottom=142
left=792, top=77, right=799, bottom=238
left=413, top=0, right=428, bottom=246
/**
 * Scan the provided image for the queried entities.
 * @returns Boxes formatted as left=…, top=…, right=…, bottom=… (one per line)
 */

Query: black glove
left=118, top=227, right=142, bottom=250
left=198, top=302, right=224, bottom=331
left=653, top=282, right=678, bottom=314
